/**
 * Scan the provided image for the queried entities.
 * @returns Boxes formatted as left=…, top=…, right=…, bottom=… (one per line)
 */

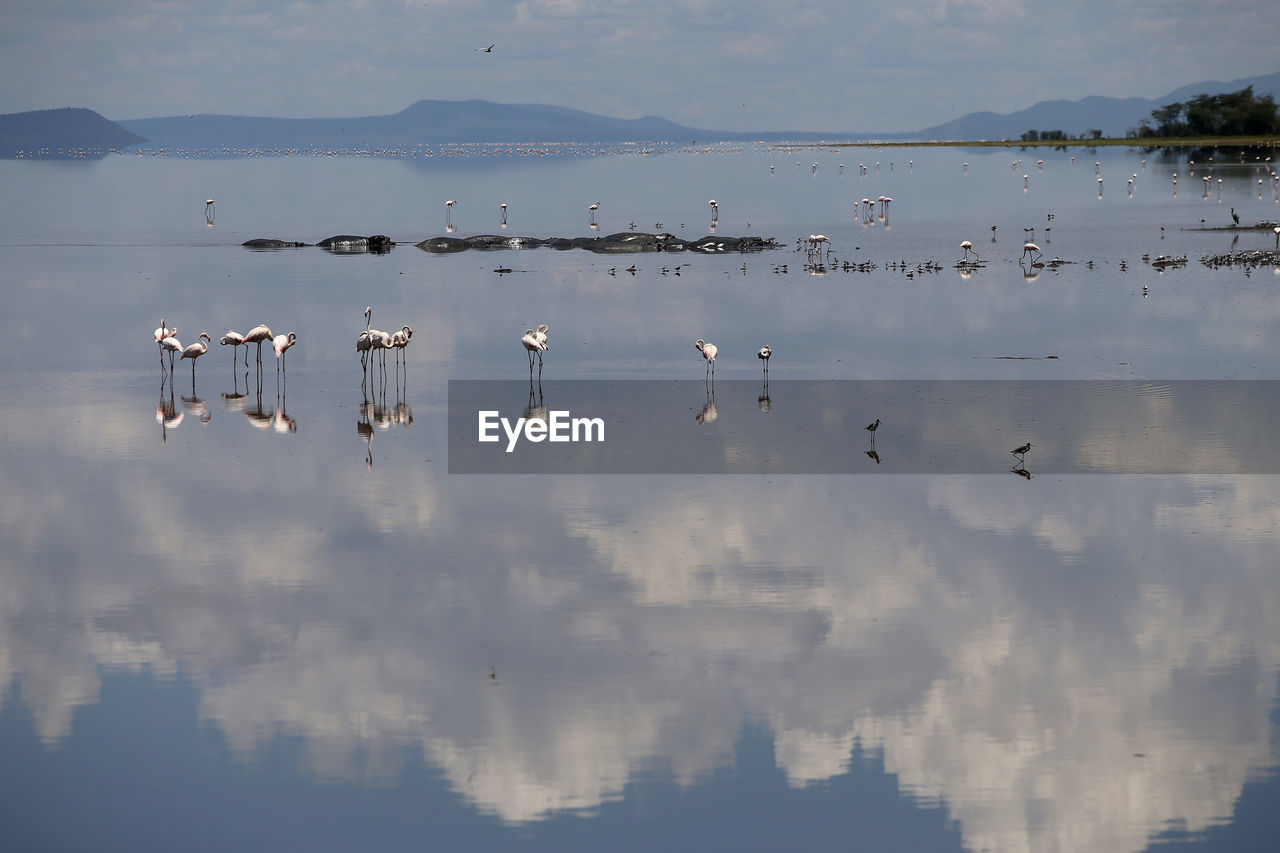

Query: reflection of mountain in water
left=3, top=387, right=1279, bottom=850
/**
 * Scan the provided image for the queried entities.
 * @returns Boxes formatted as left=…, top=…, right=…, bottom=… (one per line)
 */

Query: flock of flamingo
left=155, top=319, right=295, bottom=381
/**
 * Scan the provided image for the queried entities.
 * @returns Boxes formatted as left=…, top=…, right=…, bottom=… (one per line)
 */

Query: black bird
left=866, top=418, right=881, bottom=434
left=1230, top=207, right=1239, bottom=226
left=1011, top=442, right=1032, bottom=456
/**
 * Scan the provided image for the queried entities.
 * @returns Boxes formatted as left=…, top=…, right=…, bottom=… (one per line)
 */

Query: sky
left=1, top=0, right=1277, bottom=133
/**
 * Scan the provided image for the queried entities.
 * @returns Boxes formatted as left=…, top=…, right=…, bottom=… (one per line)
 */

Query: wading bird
left=588, top=201, right=600, bottom=224
left=757, top=344, right=771, bottom=373
left=695, top=339, right=718, bottom=378
left=522, top=328, right=547, bottom=372
left=1011, top=442, right=1032, bottom=457
left=161, top=333, right=183, bottom=371
left=244, top=323, right=273, bottom=365
left=273, top=332, right=297, bottom=374
left=500, top=202, right=507, bottom=226
left=1021, top=242, right=1042, bottom=263
left=1231, top=207, right=1240, bottom=226
left=960, top=240, right=979, bottom=261
left=154, top=319, right=176, bottom=358
left=866, top=418, right=881, bottom=434
left=180, top=332, right=211, bottom=380
left=220, top=330, right=248, bottom=366
left=535, top=324, right=549, bottom=348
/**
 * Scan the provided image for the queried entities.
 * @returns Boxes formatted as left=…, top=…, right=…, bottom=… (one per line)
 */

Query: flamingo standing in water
left=244, top=323, right=273, bottom=366
left=220, top=330, right=248, bottom=366
left=391, top=325, right=413, bottom=370
left=160, top=333, right=183, bottom=371
left=522, top=328, right=547, bottom=372
left=180, top=333, right=211, bottom=381
left=273, top=332, right=297, bottom=376
left=695, top=339, right=718, bottom=378
left=588, top=201, right=600, bottom=225
left=708, top=199, right=719, bottom=224
left=960, top=240, right=979, bottom=261
left=154, top=319, right=176, bottom=359
left=535, top=324, right=549, bottom=348
left=757, top=344, right=771, bottom=374
left=1021, top=242, right=1042, bottom=263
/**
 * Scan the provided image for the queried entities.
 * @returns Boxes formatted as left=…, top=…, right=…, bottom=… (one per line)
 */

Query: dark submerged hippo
left=242, top=238, right=307, bottom=248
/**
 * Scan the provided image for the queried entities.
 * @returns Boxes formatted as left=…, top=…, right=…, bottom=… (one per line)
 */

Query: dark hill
left=0, top=107, right=145, bottom=157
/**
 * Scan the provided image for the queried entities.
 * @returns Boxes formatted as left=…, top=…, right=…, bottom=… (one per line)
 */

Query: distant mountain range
left=916, top=70, right=1280, bottom=140
left=2, top=71, right=1277, bottom=156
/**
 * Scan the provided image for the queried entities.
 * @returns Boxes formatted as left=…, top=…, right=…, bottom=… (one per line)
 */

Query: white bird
left=244, top=323, right=273, bottom=365
left=1021, top=242, right=1042, bottom=263
left=695, top=339, right=718, bottom=378
left=522, top=328, right=548, bottom=371
left=160, top=334, right=183, bottom=370
left=535, top=324, right=549, bottom=348
left=220, top=330, right=248, bottom=366
left=391, top=325, right=413, bottom=367
left=180, top=332, right=211, bottom=379
left=757, top=344, right=771, bottom=373
left=154, top=319, right=176, bottom=359
left=500, top=202, right=508, bottom=226
left=445, top=199, right=456, bottom=225
left=272, top=332, right=297, bottom=374
left=588, top=201, right=600, bottom=224
left=960, top=240, right=979, bottom=261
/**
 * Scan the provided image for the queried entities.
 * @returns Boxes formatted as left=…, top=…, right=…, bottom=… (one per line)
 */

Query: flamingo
left=391, top=325, right=413, bottom=368
left=588, top=201, right=600, bottom=224
left=1021, top=242, right=1042, bottom=263
left=244, top=323, right=273, bottom=365
left=154, top=319, right=176, bottom=358
left=180, top=332, right=211, bottom=380
left=220, top=330, right=248, bottom=366
left=500, top=202, right=508, bottom=226
left=695, top=339, right=717, bottom=378
left=204, top=199, right=215, bottom=223
left=367, top=328, right=393, bottom=377
left=757, top=345, right=771, bottom=373
left=535, top=324, right=549, bottom=348
left=160, top=333, right=183, bottom=371
left=708, top=199, right=719, bottom=222
left=273, top=332, right=297, bottom=375
left=522, top=328, right=547, bottom=370
left=960, top=240, right=979, bottom=261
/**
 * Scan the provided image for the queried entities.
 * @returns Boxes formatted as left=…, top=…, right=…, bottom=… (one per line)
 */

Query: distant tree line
left=1019, top=128, right=1103, bottom=141
left=1127, top=86, right=1280, bottom=138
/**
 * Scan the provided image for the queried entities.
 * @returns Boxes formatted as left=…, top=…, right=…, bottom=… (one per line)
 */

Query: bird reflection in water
left=156, top=376, right=183, bottom=442
left=696, top=382, right=718, bottom=425
left=357, top=363, right=412, bottom=468
left=525, top=377, right=547, bottom=425
left=181, top=394, right=211, bottom=425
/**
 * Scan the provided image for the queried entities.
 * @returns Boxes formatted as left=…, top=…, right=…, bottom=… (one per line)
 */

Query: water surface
left=1, top=143, right=1278, bottom=852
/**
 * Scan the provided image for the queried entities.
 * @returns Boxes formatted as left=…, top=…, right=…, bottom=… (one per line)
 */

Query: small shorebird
left=1011, top=442, right=1032, bottom=457
left=866, top=418, right=881, bottom=434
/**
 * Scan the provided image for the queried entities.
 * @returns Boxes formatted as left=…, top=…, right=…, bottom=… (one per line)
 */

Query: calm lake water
left=2, top=143, right=1279, bottom=852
